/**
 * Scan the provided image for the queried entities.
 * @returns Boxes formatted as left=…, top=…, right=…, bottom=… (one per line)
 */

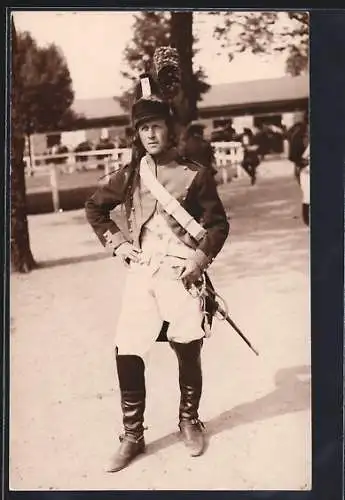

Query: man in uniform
left=85, top=60, right=229, bottom=473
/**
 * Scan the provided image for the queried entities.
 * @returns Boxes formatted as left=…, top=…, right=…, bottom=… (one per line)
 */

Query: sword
left=190, top=278, right=260, bottom=357
left=210, top=288, right=260, bottom=357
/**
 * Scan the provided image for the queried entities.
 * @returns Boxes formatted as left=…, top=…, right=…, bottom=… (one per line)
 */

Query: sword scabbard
left=212, top=294, right=259, bottom=356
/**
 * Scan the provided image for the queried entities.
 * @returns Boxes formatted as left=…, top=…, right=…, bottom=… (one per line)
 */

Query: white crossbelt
left=139, top=155, right=207, bottom=243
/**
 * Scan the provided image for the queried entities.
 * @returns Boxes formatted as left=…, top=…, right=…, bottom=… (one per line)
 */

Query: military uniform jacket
left=85, top=148, right=229, bottom=270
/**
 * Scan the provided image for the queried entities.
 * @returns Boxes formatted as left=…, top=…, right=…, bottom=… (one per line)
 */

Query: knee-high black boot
left=170, top=339, right=205, bottom=457
left=107, top=351, right=146, bottom=473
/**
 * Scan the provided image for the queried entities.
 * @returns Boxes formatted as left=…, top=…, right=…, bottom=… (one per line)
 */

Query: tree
left=11, top=18, right=76, bottom=273
left=15, top=31, right=76, bottom=135
left=212, top=11, right=309, bottom=76
left=170, top=11, right=206, bottom=124
left=120, top=11, right=210, bottom=124
left=11, top=19, right=36, bottom=273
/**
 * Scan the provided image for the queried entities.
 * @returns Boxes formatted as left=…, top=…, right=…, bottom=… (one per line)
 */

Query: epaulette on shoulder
left=179, top=155, right=206, bottom=172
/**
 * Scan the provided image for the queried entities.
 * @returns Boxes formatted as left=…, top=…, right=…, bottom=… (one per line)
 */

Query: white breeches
left=115, top=259, right=204, bottom=357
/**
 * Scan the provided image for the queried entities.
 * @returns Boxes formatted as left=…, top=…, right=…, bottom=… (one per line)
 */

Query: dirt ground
left=9, top=159, right=311, bottom=491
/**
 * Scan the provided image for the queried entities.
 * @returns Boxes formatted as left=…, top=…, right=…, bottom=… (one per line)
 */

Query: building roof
left=72, top=74, right=309, bottom=121
left=72, top=97, right=125, bottom=120
left=198, top=74, right=309, bottom=110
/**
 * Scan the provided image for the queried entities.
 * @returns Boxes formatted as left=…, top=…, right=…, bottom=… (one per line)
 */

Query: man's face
left=138, top=119, right=169, bottom=156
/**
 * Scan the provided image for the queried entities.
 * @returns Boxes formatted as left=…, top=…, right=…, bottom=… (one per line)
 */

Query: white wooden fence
left=25, top=142, right=244, bottom=212
left=211, top=141, right=245, bottom=182
left=25, top=148, right=132, bottom=213
left=26, top=142, right=244, bottom=176
left=24, top=147, right=132, bottom=176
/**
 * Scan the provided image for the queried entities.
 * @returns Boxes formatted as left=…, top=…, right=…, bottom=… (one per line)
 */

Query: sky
left=13, top=10, right=288, bottom=101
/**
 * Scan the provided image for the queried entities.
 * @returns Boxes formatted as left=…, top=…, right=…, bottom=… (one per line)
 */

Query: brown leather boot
left=170, top=339, right=206, bottom=457
left=107, top=353, right=146, bottom=473
left=107, top=433, right=145, bottom=473
left=179, top=419, right=205, bottom=457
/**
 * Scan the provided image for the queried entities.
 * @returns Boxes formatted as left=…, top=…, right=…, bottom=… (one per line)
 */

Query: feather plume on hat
left=153, top=46, right=181, bottom=100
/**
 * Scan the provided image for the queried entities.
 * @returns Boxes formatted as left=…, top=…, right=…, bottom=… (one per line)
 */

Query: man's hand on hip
left=179, top=259, right=203, bottom=289
left=115, top=242, right=142, bottom=263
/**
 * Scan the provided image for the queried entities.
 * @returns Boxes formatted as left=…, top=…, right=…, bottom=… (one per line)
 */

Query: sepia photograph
left=9, top=9, right=311, bottom=491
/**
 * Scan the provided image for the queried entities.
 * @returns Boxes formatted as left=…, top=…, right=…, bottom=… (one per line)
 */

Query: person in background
left=299, top=143, right=310, bottom=226
left=239, top=128, right=261, bottom=185
left=287, top=113, right=309, bottom=184
left=223, top=120, right=237, bottom=141
left=179, top=121, right=217, bottom=176
left=252, top=124, right=269, bottom=161
left=95, top=137, right=115, bottom=170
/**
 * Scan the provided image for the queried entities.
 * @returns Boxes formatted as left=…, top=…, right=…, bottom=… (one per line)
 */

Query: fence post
left=49, top=163, right=60, bottom=213
left=236, top=161, right=243, bottom=179
left=220, top=155, right=228, bottom=184
left=104, top=155, right=111, bottom=178
left=113, top=149, right=120, bottom=172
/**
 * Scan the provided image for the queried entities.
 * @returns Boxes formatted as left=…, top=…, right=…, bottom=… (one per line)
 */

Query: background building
left=29, top=74, right=309, bottom=156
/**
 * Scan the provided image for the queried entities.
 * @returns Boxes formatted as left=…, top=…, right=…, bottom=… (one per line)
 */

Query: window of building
left=46, top=133, right=61, bottom=149
left=254, top=114, right=282, bottom=129
left=213, top=118, right=233, bottom=129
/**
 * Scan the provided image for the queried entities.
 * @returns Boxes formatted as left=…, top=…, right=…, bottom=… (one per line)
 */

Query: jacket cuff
left=103, top=229, right=128, bottom=254
left=192, top=249, right=213, bottom=271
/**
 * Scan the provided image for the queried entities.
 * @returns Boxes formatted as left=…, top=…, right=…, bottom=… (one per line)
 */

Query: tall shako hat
left=131, top=73, right=170, bottom=129
left=131, top=46, right=181, bottom=129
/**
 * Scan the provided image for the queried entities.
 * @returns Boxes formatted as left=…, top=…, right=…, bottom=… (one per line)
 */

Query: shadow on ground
left=36, top=252, right=110, bottom=269
left=139, top=364, right=311, bottom=458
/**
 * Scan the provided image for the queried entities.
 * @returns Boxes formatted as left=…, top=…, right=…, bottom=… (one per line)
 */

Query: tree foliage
left=14, top=29, right=77, bottom=136
left=119, top=11, right=210, bottom=124
left=121, top=12, right=171, bottom=83
left=212, top=11, right=309, bottom=76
